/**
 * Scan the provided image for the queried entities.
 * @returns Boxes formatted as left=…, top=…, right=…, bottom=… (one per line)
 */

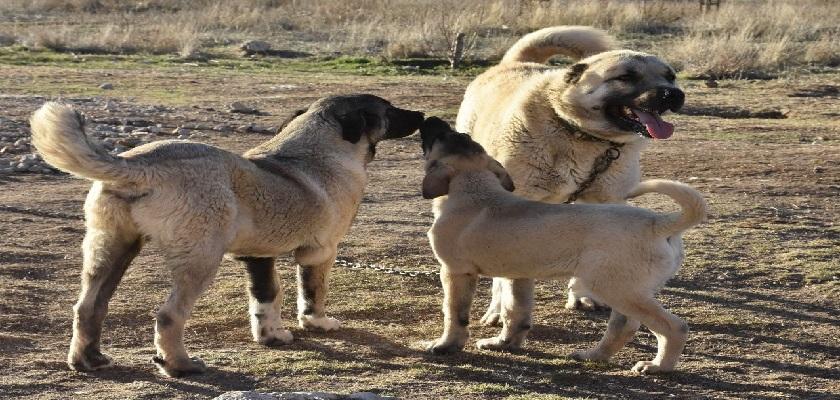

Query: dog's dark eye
left=612, top=74, right=636, bottom=82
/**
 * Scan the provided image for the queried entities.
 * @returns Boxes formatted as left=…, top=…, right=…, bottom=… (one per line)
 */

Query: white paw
left=255, top=326, right=294, bottom=346
left=479, top=311, right=501, bottom=326
left=632, top=360, right=669, bottom=374
left=476, top=336, right=519, bottom=351
left=299, top=315, right=341, bottom=331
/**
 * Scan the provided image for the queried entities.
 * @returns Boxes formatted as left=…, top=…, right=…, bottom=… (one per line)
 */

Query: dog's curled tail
left=30, top=102, right=145, bottom=183
left=628, top=179, right=707, bottom=237
left=501, top=26, right=615, bottom=64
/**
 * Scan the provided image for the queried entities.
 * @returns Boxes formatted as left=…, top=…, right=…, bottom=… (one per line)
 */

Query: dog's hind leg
left=477, top=278, right=534, bottom=351
left=295, top=247, right=341, bottom=331
left=152, top=248, right=222, bottom=377
left=239, top=257, right=293, bottom=346
left=623, top=298, right=688, bottom=373
left=68, top=185, right=143, bottom=372
left=428, top=269, right=478, bottom=354
left=479, top=278, right=503, bottom=326
left=570, top=310, right=640, bottom=362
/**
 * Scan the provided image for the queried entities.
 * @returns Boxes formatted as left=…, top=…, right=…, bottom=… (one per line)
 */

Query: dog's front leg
left=239, top=257, right=293, bottom=346
left=477, top=278, right=534, bottom=351
left=294, top=247, right=340, bottom=331
left=428, top=269, right=478, bottom=354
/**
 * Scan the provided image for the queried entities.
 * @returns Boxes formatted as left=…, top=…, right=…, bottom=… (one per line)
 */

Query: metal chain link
left=334, top=257, right=439, bottom=281
left=566, top=144, right=622, bottom=203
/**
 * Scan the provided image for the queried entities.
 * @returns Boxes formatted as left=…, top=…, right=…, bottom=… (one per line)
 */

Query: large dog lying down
left=30, top=95, right=424, bottom=377
left=420, top=118, right=706, bottom=373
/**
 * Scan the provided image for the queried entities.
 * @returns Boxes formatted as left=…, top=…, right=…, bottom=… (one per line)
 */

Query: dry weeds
left=0, top=0, right=838, bottom=77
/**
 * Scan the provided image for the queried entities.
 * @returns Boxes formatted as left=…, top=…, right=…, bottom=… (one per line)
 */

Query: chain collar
left=554, top=116, right=624, bottom=203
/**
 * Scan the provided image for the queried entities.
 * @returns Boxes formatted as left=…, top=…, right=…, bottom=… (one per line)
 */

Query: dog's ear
left=564, top=63, right=588, bottom=84
left=489, top=160, right=515, bottom=192
left=422, top=160, right=454, bottom=199
left=276, top=108, right=307, bottom=134
left=337, top=110, right=381, bottom=143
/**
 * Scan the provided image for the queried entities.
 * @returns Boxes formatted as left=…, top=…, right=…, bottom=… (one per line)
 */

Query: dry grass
left=0, top=0, right=838, bottom=77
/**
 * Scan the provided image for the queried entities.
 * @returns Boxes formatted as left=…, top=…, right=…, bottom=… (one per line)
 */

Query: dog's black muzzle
left=659, top=86, right=685, bottom=113
left=385, top=108, right=425, bottom=139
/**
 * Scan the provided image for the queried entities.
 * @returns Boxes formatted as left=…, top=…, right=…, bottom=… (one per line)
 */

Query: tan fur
left=31, top=95, right=423, bottom=377
left=456, top=26, right=684, bottom=318
left=420, top=125, right=706, bottom=373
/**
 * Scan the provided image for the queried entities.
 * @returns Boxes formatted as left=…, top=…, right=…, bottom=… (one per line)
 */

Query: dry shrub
left=0, top=0, right=837, bottom=76
left=666, top=0, right=840, bottom=77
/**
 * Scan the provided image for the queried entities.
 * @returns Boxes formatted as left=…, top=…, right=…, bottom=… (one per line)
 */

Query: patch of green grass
left=0, top=46, right=487, bottom=77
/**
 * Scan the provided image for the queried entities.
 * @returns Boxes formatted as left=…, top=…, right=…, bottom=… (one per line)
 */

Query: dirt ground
left=0, top=63, right=838, bottom=399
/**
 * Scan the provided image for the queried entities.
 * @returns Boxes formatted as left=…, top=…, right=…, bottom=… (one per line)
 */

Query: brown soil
left=0, top=65, right=838, bottom=399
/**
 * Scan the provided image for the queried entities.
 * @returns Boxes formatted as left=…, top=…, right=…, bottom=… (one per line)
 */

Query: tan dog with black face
left=420, top=118, right=705, bottom=373
left=30, top=94, right=424, bottom=377
left=456, top=26, right=686, bottom=320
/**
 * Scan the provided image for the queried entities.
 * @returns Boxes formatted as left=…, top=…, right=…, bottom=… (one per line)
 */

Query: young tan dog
left=30, top=94, right=423, bottom=377
left=420, top=118, right=706, bottom=373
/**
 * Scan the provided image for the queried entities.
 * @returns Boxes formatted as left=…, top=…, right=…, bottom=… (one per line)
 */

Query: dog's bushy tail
left=30, top=102, right=146, bottom=183
left=628, top=179, right=707, bottom=237
left=501, top=26, right=615, bottom=64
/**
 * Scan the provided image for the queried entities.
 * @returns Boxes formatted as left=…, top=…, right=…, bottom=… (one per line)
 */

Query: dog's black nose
left=659, top=87, right=685, bottom=112
left=385, top=108, right=425, bottom=139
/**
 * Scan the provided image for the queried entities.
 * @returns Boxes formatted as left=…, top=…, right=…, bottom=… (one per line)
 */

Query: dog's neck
left=432, top=170, right=513, bottom=215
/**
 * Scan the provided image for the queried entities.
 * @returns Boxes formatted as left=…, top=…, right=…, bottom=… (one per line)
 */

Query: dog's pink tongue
left=633, top=109, right=674, bottom=139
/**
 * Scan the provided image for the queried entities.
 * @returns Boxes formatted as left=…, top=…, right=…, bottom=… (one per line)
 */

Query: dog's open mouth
left=607, top=105, right=674, bottom=140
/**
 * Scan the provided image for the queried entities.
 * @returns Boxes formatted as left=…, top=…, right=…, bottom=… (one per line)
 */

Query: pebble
left=213, top=392, right=395, bottom=400
left=172, top=127, right=190, bottom=136
left=229, top=101, right=260, bottom=115
left=240, top=40, right=271, bottom=55
left=99, top=82, right=114, bottom=90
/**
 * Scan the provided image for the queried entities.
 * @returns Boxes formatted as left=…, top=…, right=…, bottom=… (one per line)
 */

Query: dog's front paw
left=426, top=339, right=464, bottom=355
left=67, top=347, right=114, bottom=371
left=476, top=336, right=520, bottom=352
left=564, top=295, right=609, bottom=311
left=152, top=355, right=206, bottom=378
left=631, top=360, right=671, bottom=374
left=299, top=315, right=341, bottom=331
left=479, top=310, right=502, bottom=326
left=256, top=327, right=294, bottom=346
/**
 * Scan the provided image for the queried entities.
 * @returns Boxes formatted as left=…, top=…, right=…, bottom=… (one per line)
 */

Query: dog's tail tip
left=501, top=26, right=615, bottom=64
left=629, top=179, right=707, bottom=236
left=30, top=102, right=141, bottom=183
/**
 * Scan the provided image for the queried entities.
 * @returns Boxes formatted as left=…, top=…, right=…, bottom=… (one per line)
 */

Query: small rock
left=705, top=79, right=718, bottom=88
left=348, top=392, right=388, bottom=400
left=214, top=392, right=277, bottom=400
left=148, top=125, right=163, bottom=134
left=172, top=127, right=190, bottom=136
left=229, top=101, right=260, bottom=115
left=240, top=40, right=271, bottom=55
left=276, top=393, right=340, bottom=400
left=99, top=83, right=114, bottom=90
left=213, top=124, right=232, bottom=132
left=119, top=125, right=135, bottom=133
left=14, top=163, right=28, bottom=172
left=177, top=134, right=190, bottom=140
left=14, top=139, right=28, bottom=146
left=103, top=100, right=118, bottom=111
left=813, top=166, right=825, bottom=173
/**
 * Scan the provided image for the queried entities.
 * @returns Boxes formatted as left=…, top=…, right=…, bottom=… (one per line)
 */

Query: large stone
left=240, top=40, right=271, bottom=55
